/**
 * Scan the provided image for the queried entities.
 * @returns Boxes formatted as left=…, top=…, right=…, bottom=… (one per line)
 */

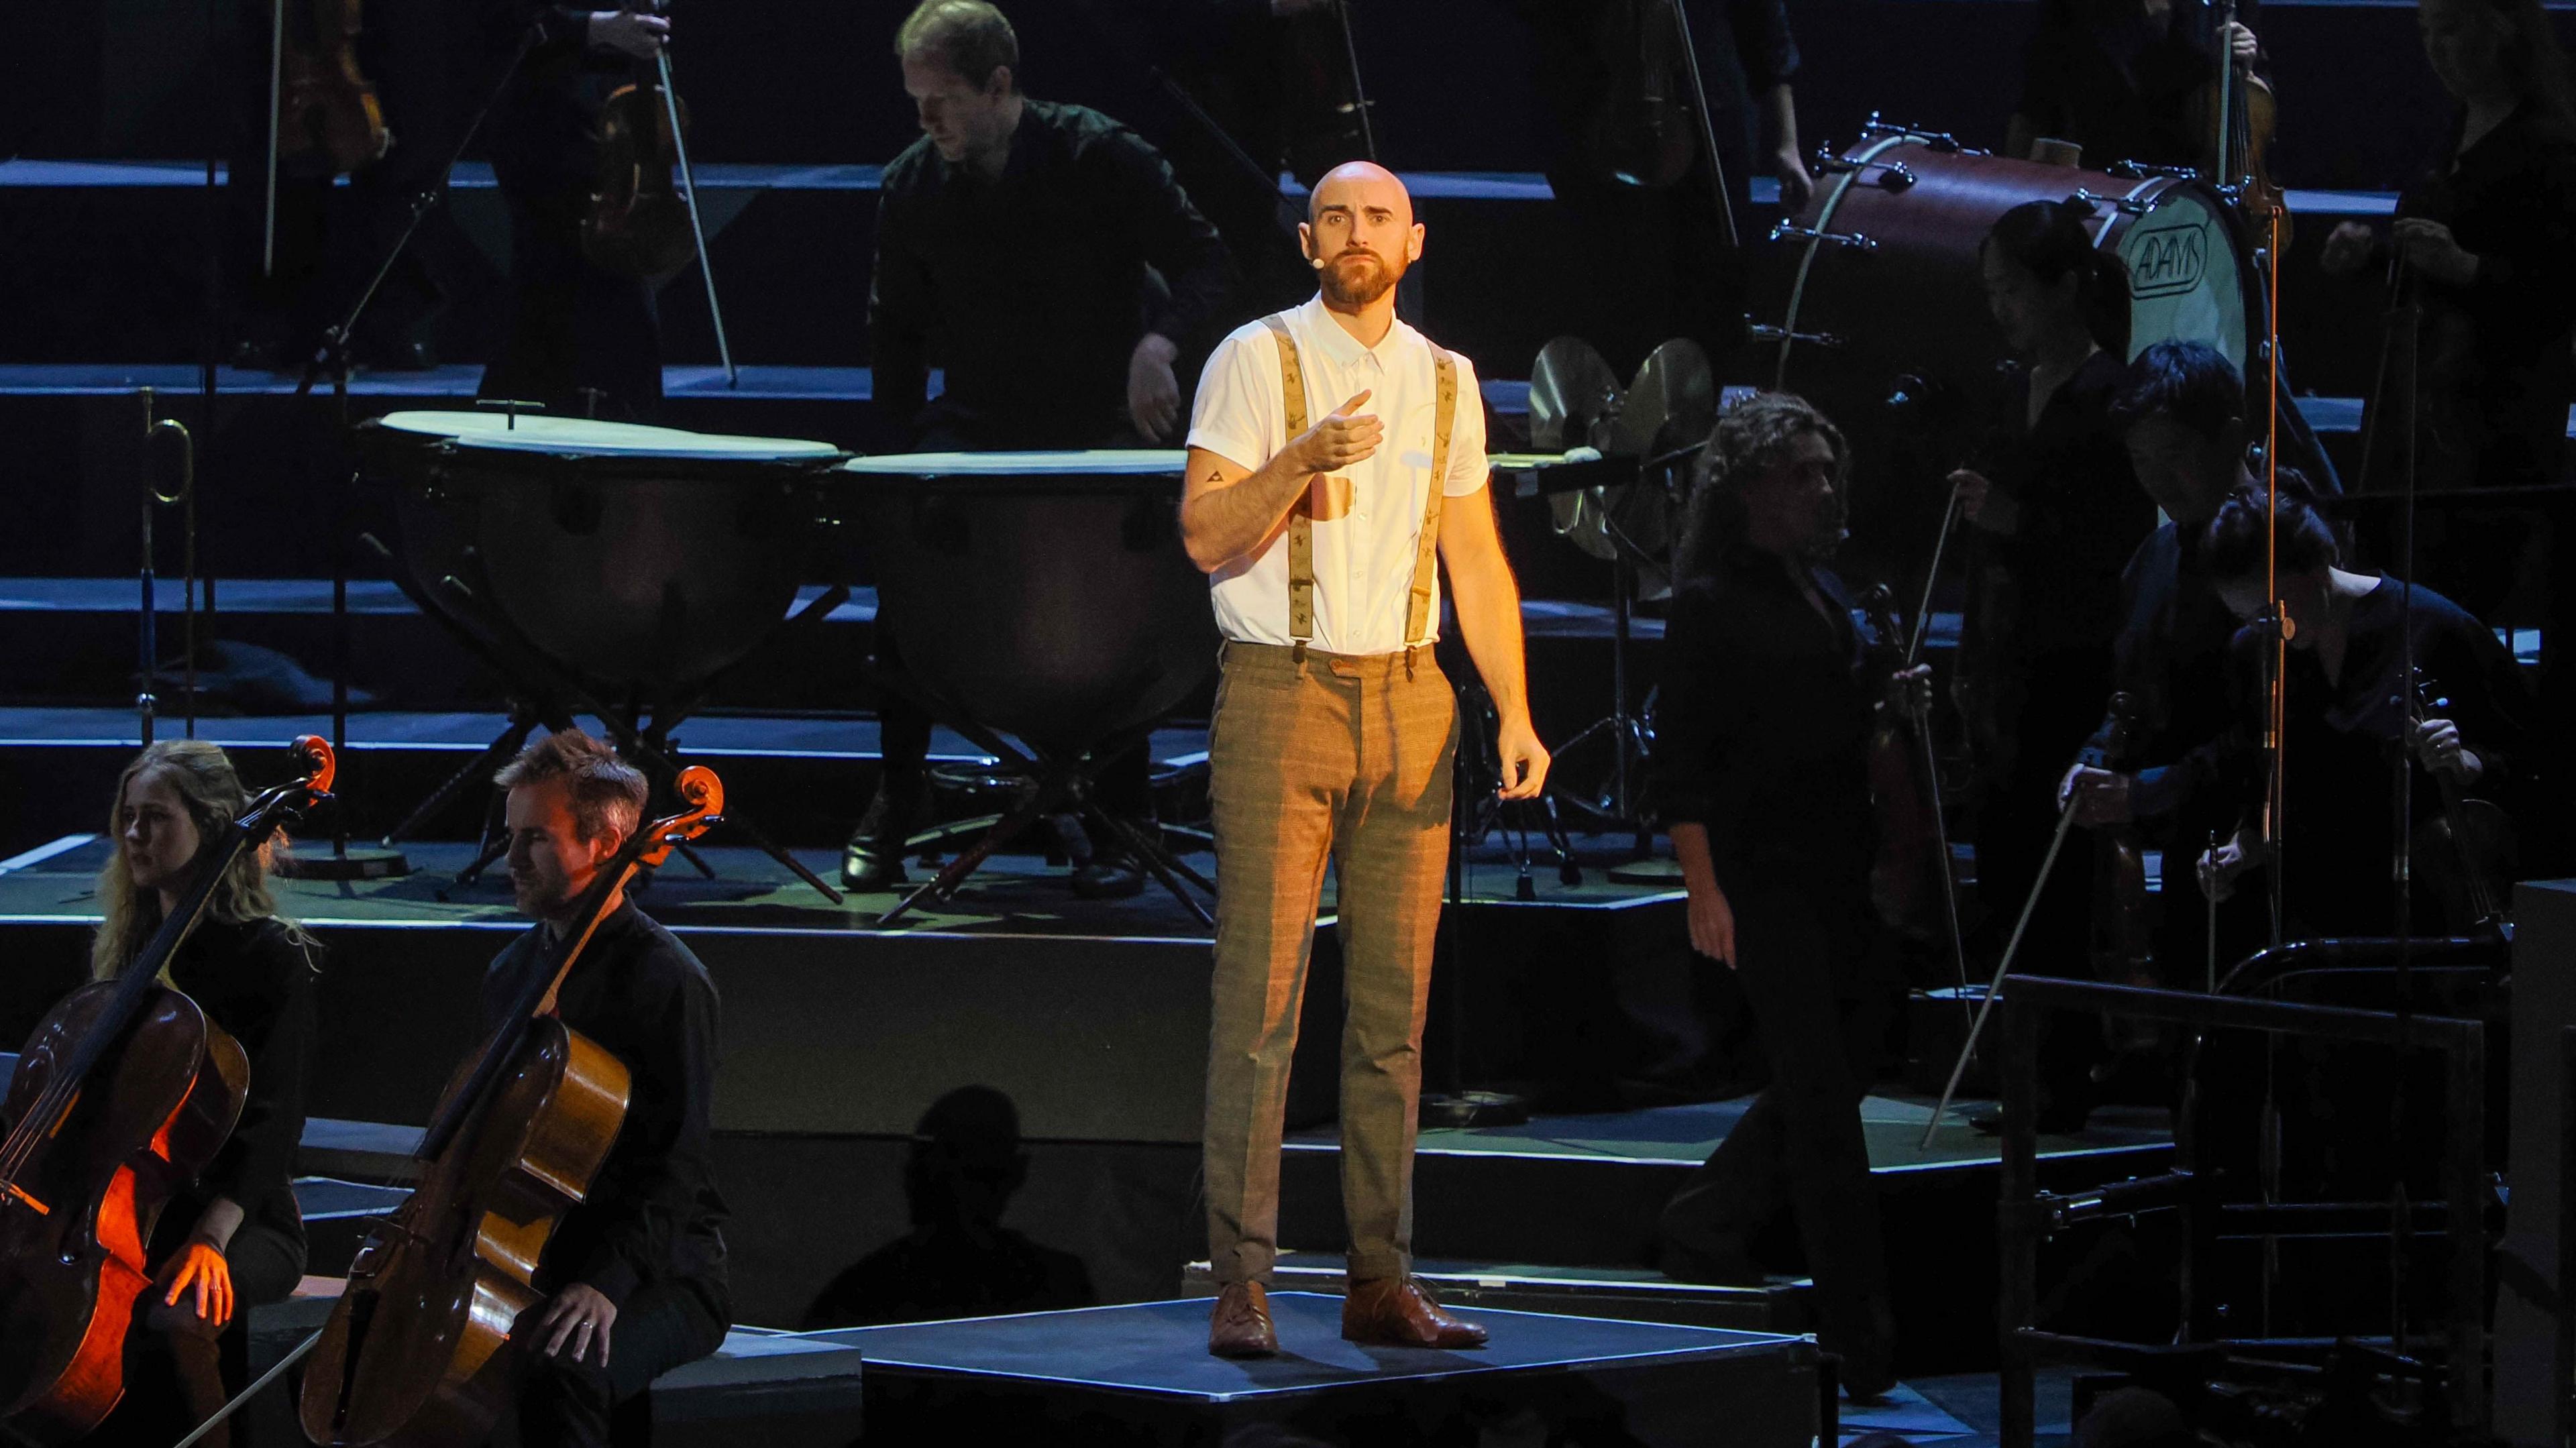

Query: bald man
left=1180, top=162, right=1550, bottom=1358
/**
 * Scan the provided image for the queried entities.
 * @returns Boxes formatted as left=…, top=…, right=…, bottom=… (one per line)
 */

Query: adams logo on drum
left=2125, top=217, right=2210, bottom=298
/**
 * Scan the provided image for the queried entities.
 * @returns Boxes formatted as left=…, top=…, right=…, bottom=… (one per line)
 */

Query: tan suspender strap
left=1260, top=314, right=1316, bottom=643
left=1405, top=350, right=1459, bottom=649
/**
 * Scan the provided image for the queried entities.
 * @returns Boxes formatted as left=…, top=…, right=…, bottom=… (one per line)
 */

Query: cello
left=301, top=767, right=722, bottom=1448
left=0, top=737, right=335, bottom=1444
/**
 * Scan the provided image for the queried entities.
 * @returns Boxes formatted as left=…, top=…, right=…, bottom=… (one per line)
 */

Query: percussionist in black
left=2059, top=343, right=2272, bottom=981
left=486, top=730, right=729, bottom=1447
left=1652, top=394, right=1901, bottom=1401
left=851, top=0, right=1236, bottom=900
left=83, top=742, right=316, bottom=1448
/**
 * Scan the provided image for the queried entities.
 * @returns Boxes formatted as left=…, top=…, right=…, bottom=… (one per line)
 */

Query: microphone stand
left=272, top=24, right=538, bottom=882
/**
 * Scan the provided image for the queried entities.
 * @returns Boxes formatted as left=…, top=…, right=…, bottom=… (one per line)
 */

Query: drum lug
left=2106, top=158, right=2200, bottom=182
left=1749, top=323, right=1844, bottom=350
left=1768, top=221, right=1877, bottom=252
left=2065, top=188, right=2153, bottom=217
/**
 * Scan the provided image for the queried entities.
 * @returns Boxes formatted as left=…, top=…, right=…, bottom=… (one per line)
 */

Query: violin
left=276, top=0, right=392, bottom=180
left=2088, top=693, right=2163, bottom=1052
left=1275, top=0, right=1377, bottom=181
left=2182, top=0, right=2290, bottom=242
left=584, top=2, right=699, bottom=280
left=1578, top=0, right=1697, bottom=191
left=301, top=768, right=722, bottom=1448
left=0, top=738, right=335, bottom=1444
left=2408, top=669, right=2514, bottom=939
left=1860, top=586, right=1972, bottom=993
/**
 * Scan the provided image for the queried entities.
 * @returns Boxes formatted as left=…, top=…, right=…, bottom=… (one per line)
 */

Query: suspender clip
left=1403, top=644, right=1417, bottom=681
left=1292, top=640, right=1308, bottom=669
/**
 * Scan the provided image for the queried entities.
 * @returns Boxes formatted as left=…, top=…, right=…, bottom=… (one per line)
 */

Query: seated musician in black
left=1651, top=394, right=1904, bottom=1401
left=2058, top=342, right=2276, bottom=982
left=2006, top=0, right=2264, bottom=169
left=85, top=741, right=316, bottom=1448
left=487, top=730, right=728, bottom=1445
left=2192, top=488, right=2534, bottom=938
left=852, top=0, right=1236, bottom=901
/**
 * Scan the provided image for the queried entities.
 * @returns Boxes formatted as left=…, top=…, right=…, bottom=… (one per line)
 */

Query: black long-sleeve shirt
left=2202, top=577, right=2533, bottom=935
left=2076, top=513, right=2255, bottom=828
left=2383, top=105, right=2576, bottom=490
left=479, top=903, right=727, bottom=1307
left=1989, top=350, right=2162, bottom=666
left=1653, top=545, right=1876, bottom=881
left=869, top=98, right=1235, bottom=449
left=161, top=917, right=318, bottom=1254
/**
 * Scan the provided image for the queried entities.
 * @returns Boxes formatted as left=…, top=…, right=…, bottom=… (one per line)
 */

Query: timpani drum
left=835, top=451, right=1218, bottom=749
left=362, top=412, right=845, bottom=693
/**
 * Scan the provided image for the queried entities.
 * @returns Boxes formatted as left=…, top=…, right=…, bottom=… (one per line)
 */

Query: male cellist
left=485, top=730, right=729, bottom=1443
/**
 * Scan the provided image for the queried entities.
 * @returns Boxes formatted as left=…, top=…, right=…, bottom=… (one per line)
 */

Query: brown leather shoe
left=1208, top=1281, right=1278, bottom=1357
left=1341, top=1276, right=1489, bottom=1349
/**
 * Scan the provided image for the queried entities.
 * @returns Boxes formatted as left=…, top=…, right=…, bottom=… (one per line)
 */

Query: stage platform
left=814, top=1292, right=1819, bottom=1447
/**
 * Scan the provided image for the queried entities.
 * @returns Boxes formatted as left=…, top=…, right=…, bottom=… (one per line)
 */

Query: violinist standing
left=850, top=0, right=1236, bottom=901
left=1949, top=201, right=2159, bottom=1131
left=1518, top=0, right=1815, bottom=373
left=483, top=730, right=729, bottom=1445
left=228, top=0, right=453, bottom=371
left=475, top=0, right=674, bottom=417
left=2008, top=0, right=2265, bottom=170
left=80, top=743, right=316, bottom=1448
left=1650, top=394, right=1902, bottom=1402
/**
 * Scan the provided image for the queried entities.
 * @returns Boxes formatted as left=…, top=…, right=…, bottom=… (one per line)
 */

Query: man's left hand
left=2222, top=20, right=2258, bottom=68
left=2412, top=716, right=2483, bottom=784
left=2392, top=219, right=2479, bottom=289
left=1128, top=333, right=1183, bottom=442
left=1495, top=715, right=1550, bottom=801
left=538, top=1283, right=619, bottom=1368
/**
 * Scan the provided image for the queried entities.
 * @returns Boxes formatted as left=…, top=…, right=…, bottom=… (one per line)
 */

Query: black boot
left=842, top=773, right=930, bottom=891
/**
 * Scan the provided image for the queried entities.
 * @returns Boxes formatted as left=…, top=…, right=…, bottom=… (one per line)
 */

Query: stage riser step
left=60, top=0, right=2490, bottom=190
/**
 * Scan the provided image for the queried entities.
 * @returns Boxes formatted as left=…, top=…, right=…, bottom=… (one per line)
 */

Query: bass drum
left=1753, top=120, right=2257, bottom=567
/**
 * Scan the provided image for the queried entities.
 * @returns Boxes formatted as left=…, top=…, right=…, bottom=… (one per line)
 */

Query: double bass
left=301, top=768, right=722, bottom=1448
left=0, top=738, right=335, bottom=1443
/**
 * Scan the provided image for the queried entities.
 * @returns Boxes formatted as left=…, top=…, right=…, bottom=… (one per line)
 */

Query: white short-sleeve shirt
left=1186, top=296, right=1489, bottom=657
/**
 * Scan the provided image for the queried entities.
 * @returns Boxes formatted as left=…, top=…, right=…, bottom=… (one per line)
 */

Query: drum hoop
left=1772, top=130, right=1919, bottom=391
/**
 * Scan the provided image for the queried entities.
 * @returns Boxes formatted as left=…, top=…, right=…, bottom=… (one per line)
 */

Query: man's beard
left=513, top=869, right=569, bottom=920
left=1319, top=248, right=1401, bottom=306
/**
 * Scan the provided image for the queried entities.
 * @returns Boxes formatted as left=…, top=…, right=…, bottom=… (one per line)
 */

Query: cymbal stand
left=271, top=26, right=537, bottom=879
left=135, top=388, right=198, bottom=746
left=1546, top=442, right=1697, bottom=852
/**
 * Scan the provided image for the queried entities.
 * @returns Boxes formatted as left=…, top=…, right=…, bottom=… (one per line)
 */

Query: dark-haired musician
left=484, top=730, right=729, bottom=1445
left=1650, top=392, right=1902, bottom=1401
left=1948, top=201, right=2159, bottom=1129
left=2190, top=490, right=2533, bottom=938
left=80, top=742, right=315, bottom=1448
left=2057, top=342, right=2270, bottom=980
left=851, top=0, right=1238, bottom=901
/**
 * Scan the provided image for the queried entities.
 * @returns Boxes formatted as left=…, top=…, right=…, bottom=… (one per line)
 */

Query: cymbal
left=1528, top=337, right=1623, bottom=455
left=1615, top=338, right=1717, bottom=465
